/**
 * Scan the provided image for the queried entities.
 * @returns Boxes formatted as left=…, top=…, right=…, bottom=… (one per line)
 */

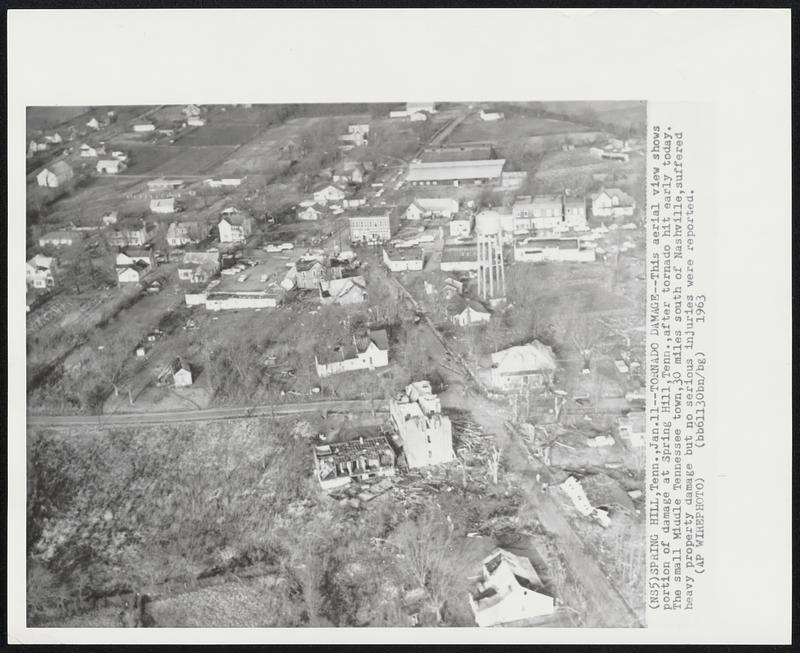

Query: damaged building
left=469, top=548, right=556, bottom=627
left=313, top=436, right=396, bottom=491
left=389, top=381, right=455, bottom=468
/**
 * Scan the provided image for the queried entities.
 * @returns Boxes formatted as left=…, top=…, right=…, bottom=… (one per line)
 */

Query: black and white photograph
left=23, top=99, right=648, bottom=629
left=8, top=8, right=791, bottom=646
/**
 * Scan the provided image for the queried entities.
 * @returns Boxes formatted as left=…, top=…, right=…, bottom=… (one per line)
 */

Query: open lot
left=176, top=124, right=261, bottom=147
left=149, top=145, right=238, bottom=176
left=27, top=106, right=91, bottom=133
left=450, top=115, right=592, bottom=145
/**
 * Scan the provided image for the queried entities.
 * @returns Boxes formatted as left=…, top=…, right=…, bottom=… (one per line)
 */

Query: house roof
left=313, top=182, right=347, bottom=193
left=117, top=260, right=150, bottom=275
left=420, top=146, right=494, bottom=163
left=27, top=254, right=54, bottom=269
left=326, top=275, right=367, bottom=301
left=532, top=193, right=563, bottom=206
left=563, top=195, right=585, bottom=207
left=441, top=244, right=477, bottom=263
left=315, top=326, right=384, bottom=366
left=491, top=341, right=557, bottom=375
left=515, top=237, right=583, bottom=250
left=220, top=214, right=250, bottom=226
left=590, top=187, right=635, bottom=205
left=150, top=198, right=175, bottom=208
left=406, top=159, right=505, bottom=183
left=464, top=299, right=489, bottom=314
left=355, top=328, right=389, bottom=353
left=295, top=258, right=324, bottom=272
left=46, top=160, right=73, bottom=177
left=314, top=436, right=394, bottom=466
left=118, top=247, right=152, bottom=258
left=449, top=296, right=489, bottom=316
left=384, top=246, right=424, bottom=261
left=483, top=549, right=548, bottom=593
left=345, top=207, right=394, bottom=219
left=410, top=197, right=460, bottom=213
left=170, top=357, right=191, bottom=375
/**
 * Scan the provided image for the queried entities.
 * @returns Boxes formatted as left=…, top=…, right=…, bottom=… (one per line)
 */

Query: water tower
left=475, top=211, right=506, bottom=306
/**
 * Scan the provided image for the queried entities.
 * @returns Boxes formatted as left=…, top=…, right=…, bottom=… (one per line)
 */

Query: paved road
left=28, top=398, right=387, bottom=428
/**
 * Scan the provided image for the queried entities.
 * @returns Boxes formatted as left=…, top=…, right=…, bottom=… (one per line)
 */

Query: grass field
left=26, top=417, right=315, bottom=625
left=149, top=146, right=238, bottom=176
left=27, top=106, right=90, bottom=133
left=176, top=124, right=261, bottom=147
left=450, top=115, right=592, bottom=144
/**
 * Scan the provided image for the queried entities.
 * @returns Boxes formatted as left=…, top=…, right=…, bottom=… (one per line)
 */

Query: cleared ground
left=450, top=115, right=592, bottom=144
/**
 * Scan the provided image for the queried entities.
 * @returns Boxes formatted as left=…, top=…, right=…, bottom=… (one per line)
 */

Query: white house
left=480, top=109, right=505, bottom=121
left=116, top=249, right=154, bottom=269
left=469, top=549, right=556, bottom=627
left=347, top=124, right=370, bottom=136
left=150, top=197, right=176, bottom=214
left=96, top=159, right=126, bottom=174
left=170, top=358, right=193, bottom=387
left=183, top=104, right=202, bottom=118
left=111, top=150, right=129, bottom=162
left=319, top=275, right=368, bottom=306
left=147, top=178, right=184, bottom=193
left=451, top=298, right=491, bottom=327
left=101, top=211, right=119, bottom=226
left=342, top=197, right=367, bottom=209
left=315, top=329, right=390, bottom=379
left=166, top=221, right=209, bottom=247
left=389, top=381, right=455, bottom=468
left=108, top=224, right=149, bottom=248
left=80, top=143, right=102, bottom=158
left=407, top=102, right=437, bottom=114
left=203, top=178, right=242, bottom=188
left=405, top=198, right=460, bottom=221
left=449, top=214, right=473, bottom=238
left=618, top=411, right=646, bottom=447
left=86, top=117, right=100, bottom=130
left=187, top=116, right=206, bottom=127
left=383, top=246, right=424, bottom=272
left=440, top=244, right=479, bottom=273
left=563, top=194, right=587, bottom=228
left=38, top=230, right=81, bottom=248
left=132, top=121, right=156, bottom=132
left=489, top=341, right=557, bottom=392
left=339, top=132, right=368, bottom=148
left=313, top=183, right=348, bottom=205
left=500, top=171, right=528, bottom=189
left=333, top=160, right=366, bottom=185
left=36, top=161, right=74, bottom=188
left=116, top=261, right=150, bottom=285
left=26, top=254, right=57, bottom=289
left=297, top=205, right=323, bottom=221
left=589, top=188, right=636, bottom=219
left=218, top=214, right=253, bottom=243
left=513, top=236, right=596, bottom=263
left=28, top=140, right=48, bottom=156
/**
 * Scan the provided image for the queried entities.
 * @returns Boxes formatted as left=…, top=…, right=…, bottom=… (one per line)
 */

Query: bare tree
left=487, top=446, right=502, bottom=485
left=392, top=510, right=461, bottom=624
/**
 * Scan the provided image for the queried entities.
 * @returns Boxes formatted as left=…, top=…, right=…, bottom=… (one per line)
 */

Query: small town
left=26, top=101, right=647, bottom=629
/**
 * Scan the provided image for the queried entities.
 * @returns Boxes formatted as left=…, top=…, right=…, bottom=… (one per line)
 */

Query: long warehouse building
left=406, top=159, right=506, bottom=186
